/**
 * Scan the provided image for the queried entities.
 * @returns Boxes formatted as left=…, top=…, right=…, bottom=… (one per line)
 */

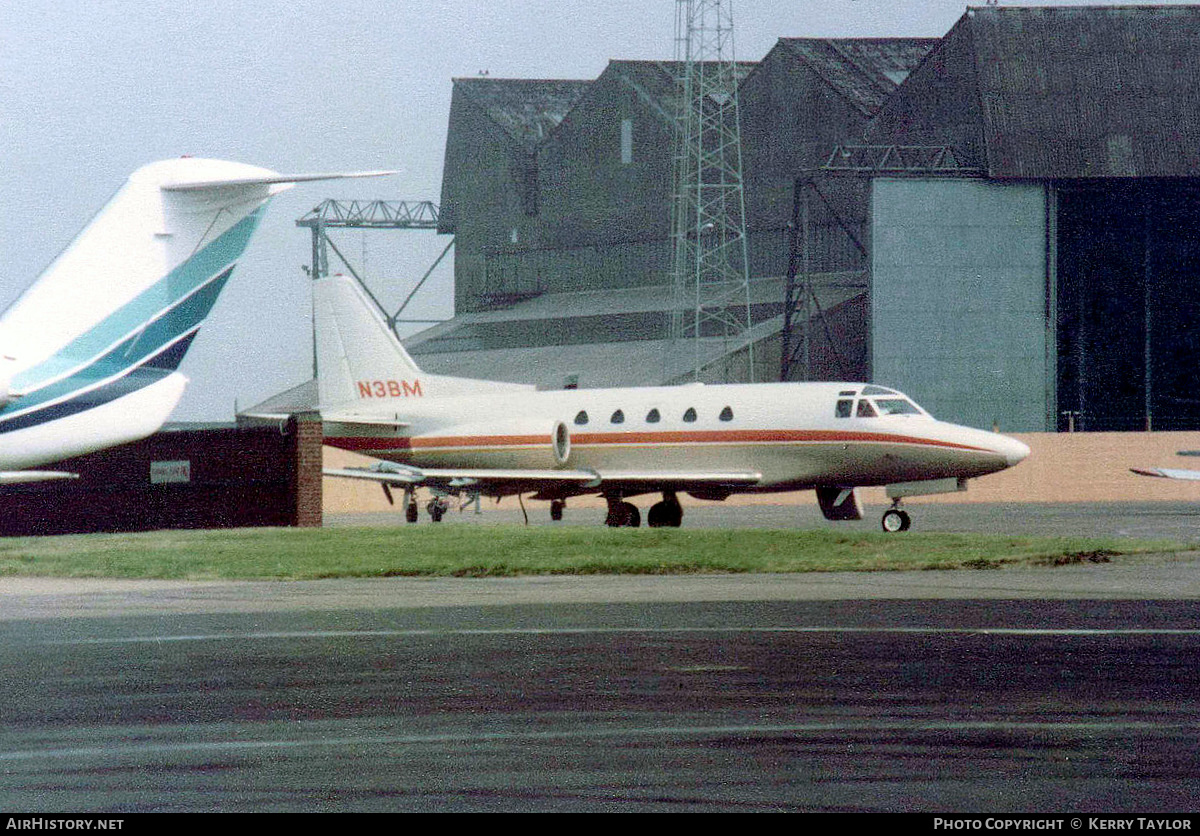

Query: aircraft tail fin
left=0, top=159, right=391, bottom=453
left=314, top=275, right=427, bottom=408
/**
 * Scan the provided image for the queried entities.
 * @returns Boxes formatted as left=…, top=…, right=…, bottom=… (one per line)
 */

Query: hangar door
left=1057, top=183, right=1200, bottom=432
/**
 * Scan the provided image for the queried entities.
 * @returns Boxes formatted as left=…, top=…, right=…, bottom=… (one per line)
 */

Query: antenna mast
left=667, top=0, right=754, bottom=382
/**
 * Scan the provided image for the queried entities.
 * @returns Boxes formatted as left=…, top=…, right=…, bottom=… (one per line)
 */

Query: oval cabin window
left=646, top=408, right=660, bottom=423
left=719, top=406, right=733, bottom=422
left=574, top=410, right=589, bottom=425
left=611, top=409, right=625, bottom=424
left=683, top=407, right=697, bottom=423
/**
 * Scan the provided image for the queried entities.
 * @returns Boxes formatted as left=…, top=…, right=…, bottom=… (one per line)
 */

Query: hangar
left=863, top=4, right=1200, bottom=433
left=420, top=38, right=935, bottom=387
left=415, top=4, right=1200, bottom=435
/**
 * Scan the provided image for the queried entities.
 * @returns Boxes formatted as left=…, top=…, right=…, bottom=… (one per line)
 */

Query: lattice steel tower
left=667, top=0, right=754, bottom=382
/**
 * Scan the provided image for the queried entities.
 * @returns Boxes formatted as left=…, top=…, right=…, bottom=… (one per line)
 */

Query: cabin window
left=856, top=399, right=877, bottom=418
left=611, top=409, right=625, bottom=424
left=836, top=399, right=853, bottom=418
left=574, top=410, right=589, bottom=425
left=646, top=408, right=660, bottom=423
left=719, top=406, right=733, bottom=422
left=683, top=407, right=697, bottom=423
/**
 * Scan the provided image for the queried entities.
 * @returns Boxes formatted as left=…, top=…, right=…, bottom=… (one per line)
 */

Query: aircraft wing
left=325, top=464, right=601, bottom=495
left=1132, top=450, right=1200, bottom=481
left=0, top=471, right=79, bottom=485
left=325, top=463, right=762, bottom=498
left=1130, top=467, right=1200, bottom=481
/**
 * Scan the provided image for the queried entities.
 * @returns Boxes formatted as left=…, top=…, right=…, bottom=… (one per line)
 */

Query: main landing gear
left=605, top=498, right=641, bottom=527
left=401, top=491, right=449, bottom=523
left=647, top=492, right=683, bottom=528
left=604, top=493, right=684, bottom=528
left=881, top=500, right=912, bottom=533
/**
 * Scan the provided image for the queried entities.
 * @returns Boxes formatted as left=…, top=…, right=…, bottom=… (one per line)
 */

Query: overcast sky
left=0, top=0, right=1182, bottom=419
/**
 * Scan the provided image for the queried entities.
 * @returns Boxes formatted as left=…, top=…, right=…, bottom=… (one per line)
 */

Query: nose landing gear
left=881, top=501, right=911, bottom=533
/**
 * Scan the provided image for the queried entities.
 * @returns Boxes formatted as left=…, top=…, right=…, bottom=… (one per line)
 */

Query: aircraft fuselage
left=324, top=380, right=1029, bottom=493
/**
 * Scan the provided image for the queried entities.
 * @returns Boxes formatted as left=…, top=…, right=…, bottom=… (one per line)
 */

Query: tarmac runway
left=3, top=502, right=1200, bottom=812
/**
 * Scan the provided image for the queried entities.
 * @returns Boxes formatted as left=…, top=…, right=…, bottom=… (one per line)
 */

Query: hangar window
left=836, top=399, right=853, bottom=418
left=611, top=409, right=625, bottom=424
left=621, top=119, right=633, bottom=164
left=574, top=410, right=589, bottom=426
left=719, top=406, right=733, bottom=422
left=646, top=408, right=660, bottom=423
left=856, top=399, right=877, bottom=418
left=683, top=407, right=697, bottom=423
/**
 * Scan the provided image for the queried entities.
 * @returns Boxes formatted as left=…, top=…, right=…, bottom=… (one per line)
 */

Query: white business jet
left=318, top=275, right=1030, bottom=531
left=0, top=158, right=389, bottom=482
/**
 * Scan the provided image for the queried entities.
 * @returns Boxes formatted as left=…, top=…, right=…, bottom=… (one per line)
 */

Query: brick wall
left=0, top=425, right=313, bottom=536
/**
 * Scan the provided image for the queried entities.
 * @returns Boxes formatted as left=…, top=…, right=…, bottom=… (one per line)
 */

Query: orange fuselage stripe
left=326, top=429, right=995, bottom=455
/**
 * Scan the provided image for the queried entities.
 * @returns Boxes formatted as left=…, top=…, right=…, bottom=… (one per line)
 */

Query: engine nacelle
left=409, top=418, right=571, bottom=469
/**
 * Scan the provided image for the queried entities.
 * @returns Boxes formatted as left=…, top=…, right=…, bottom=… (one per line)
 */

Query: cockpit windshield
left=834, top=391, right=928, bottom=419
left=874, top=398, right=923, bottom=416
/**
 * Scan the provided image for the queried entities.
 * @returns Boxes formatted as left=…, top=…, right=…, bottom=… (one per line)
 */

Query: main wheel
left=550, top=499, right=565, bottom=521
left=621, top=502, right=641, bottom=528
left=648, top=500, right=683, bottom=528
left=881, top=509, right=911, bottom=532
left=605, top=501, right=642, bottom=527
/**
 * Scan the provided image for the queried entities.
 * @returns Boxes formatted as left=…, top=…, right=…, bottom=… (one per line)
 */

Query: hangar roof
left=402, top=277, right=863, bottom=388
left=451, top=77, right=592, bottom=151
left=869, top=5, right=1200, bottom=178
left=594, top=60, right=758, bottom=127
left=776, top=38, right=939, bottom=116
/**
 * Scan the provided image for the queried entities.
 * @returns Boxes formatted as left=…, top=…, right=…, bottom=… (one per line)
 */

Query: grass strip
left=0, top=526, right=1185, bottom=581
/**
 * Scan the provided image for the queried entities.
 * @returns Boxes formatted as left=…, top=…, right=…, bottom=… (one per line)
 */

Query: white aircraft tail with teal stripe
left=0, top=158, right=391, bottom=479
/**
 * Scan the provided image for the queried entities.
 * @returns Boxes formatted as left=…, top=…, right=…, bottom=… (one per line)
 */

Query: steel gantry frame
left=782, top=146, right=980, bottom=382
left=296, top=199, right=451, bottom=337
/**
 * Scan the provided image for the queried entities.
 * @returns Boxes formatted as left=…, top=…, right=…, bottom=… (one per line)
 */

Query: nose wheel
left=881, top=504, right=911, bottom=533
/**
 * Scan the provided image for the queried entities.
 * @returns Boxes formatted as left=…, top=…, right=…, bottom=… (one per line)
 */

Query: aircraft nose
left=995, top=435, right=1031, bottom=467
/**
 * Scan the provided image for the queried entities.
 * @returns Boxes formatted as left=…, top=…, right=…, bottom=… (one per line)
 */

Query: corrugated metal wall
left=871, top=177, right=1049, bottom=432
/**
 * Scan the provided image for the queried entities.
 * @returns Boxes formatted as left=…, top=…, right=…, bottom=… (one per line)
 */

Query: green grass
left=0, top=526, right=1186, bottom=581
